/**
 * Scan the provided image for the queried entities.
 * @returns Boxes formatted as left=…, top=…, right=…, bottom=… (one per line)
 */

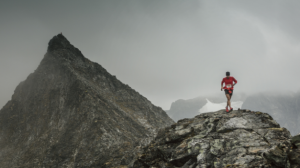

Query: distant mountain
left=0, top=34, right=174, bottom=167
left=166, top=97, right=207, bottom=122
left=242, top=91, right=300, bottom=135
left=166, top=93, right=247, bottom=121
left=199, top=99, right=243, bottom=113
left=167, top=91, right=300, bottom=136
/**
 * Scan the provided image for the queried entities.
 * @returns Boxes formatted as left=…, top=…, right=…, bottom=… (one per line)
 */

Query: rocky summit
left=129, top=109, right=300, bottom=168
left=0, top=34, right=174, bottom=168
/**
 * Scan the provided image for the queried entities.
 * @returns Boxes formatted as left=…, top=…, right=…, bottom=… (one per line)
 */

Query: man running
left=221, top=71, right=237, bottom=112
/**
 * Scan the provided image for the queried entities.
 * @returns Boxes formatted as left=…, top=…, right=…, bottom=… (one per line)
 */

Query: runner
left=221, top=72, right=237, bottom=112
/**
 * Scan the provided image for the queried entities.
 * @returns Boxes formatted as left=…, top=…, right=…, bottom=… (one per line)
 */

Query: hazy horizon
left=1, top=0, right=300, bottom=110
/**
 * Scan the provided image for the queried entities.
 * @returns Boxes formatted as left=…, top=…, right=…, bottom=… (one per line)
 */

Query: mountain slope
left=0, top=34, right=174, bottom=168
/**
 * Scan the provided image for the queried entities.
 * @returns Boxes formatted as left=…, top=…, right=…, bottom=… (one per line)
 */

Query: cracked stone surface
left=129, top=110, right=294, bottom=168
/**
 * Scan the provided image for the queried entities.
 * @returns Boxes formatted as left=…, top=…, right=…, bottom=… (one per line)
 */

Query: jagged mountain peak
left=48, top=34, right=72, bottom=51
left=47, top=34, right=84, bottom=61
left=0, top=34, right=174, bottom=167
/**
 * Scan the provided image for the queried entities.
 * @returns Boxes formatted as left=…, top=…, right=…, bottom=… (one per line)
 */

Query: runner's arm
left=233, top=77, right=237, bottom=86
left=221, top=79, right=224, bottom=90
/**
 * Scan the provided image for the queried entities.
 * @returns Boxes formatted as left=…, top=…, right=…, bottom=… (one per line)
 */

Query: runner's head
left=226, top=71, right=230, bottom=76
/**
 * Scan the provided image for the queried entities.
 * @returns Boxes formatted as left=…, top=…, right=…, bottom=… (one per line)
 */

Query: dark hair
left=226, top=71, right=230, bottom=76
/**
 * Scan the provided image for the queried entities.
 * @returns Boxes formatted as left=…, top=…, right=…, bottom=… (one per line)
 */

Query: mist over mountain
left=0, top=34, right=174, bottom=167
left=242, top=91, right=300, bottom=136
left=0, top=34, right=299, bottom=167
left=166, top=91, right=300, bottom=136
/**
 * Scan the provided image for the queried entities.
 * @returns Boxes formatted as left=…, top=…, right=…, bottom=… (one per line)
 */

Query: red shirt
left=221, top=77, right=237, bottom=87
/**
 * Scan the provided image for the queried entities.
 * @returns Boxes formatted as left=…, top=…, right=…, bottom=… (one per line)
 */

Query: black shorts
left=224, top=89, right=233, bottom=95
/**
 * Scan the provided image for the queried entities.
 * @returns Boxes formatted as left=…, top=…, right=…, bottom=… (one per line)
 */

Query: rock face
left=129, top=109, right=294, bottom=168
left=0, top=34, right=174, bottom=168
left=242, top=91, right=300, bottom=135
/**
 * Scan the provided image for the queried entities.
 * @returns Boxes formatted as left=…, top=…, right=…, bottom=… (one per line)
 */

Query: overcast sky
left=0, top=0, right=300, bottom=110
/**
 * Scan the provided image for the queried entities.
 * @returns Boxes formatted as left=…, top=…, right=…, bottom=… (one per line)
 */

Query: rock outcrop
left=0, top=34, right=174, bottom=167
left=129, top=109, right=294, bottom=168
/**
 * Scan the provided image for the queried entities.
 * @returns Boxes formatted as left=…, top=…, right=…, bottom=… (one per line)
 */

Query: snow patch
left=199, top=99, right=243, bottom=113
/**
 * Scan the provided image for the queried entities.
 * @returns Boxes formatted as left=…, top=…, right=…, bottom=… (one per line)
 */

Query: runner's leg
left=229, top=93, right=233, bottom=109
left=226, top=94, right=231, bottom=108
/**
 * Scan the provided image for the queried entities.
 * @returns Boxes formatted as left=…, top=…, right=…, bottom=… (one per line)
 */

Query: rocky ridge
left=129, top=109, right=300, bottom=168
left=0, top=34, right=174, bottom=167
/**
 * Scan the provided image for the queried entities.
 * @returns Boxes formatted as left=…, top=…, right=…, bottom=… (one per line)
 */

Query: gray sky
left=1, top=0, right=300, bottom=110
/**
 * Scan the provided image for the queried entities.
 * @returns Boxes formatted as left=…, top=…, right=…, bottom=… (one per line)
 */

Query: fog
left=0, top=0, right=300, bottom=110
